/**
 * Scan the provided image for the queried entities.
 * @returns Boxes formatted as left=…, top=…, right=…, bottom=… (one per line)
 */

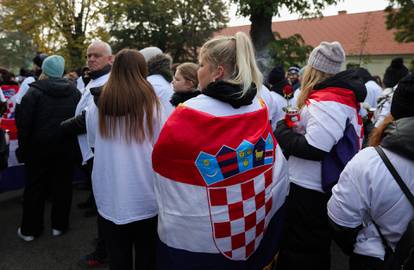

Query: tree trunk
left=249, top=10, right=275, bottom=74
left=249, top=11, right=275, bottom=52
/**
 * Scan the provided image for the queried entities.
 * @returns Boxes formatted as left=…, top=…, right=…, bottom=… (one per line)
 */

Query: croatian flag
left=152, top=102, right=288, bottom=270
left=0, top=84, right=26, bottom=192
left=306, top=87, right=364, bottom=192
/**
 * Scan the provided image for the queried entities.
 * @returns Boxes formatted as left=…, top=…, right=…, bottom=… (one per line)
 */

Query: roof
left=218, top=10, right=414, bottom=56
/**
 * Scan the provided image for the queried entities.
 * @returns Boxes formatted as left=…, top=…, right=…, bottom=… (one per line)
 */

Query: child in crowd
left=170, top=62, right=201, bottom=107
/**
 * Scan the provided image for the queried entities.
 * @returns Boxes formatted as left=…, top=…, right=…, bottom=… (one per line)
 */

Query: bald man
left=74, top=40, right=112, bottom=164
left=61, top=40, right=112, bottom=268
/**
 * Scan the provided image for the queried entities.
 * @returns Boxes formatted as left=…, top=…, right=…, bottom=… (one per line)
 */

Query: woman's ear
left=213, top=65, right=225, bottom=81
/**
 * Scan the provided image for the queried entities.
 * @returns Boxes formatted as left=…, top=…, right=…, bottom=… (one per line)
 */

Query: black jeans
left=349, top=253, right=383, bottom=270
left=276, top=183, right=332, bottom=270
left=99, top=214, right=157, bottom=270
left=21, top=157, right=74, bottom=236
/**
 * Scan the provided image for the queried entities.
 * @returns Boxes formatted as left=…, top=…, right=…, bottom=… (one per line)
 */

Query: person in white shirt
left=152, top=32, right=289, bottom=270
left=373, top=57, right=409, bottom=127
left=354, top=68, right=383, bottom=147
left=86, top=49, right=162, bottom=270
left=139, top=47, right=174, bottom=117
left=328, top=74, right=414, bottom=270
left=355, top=68, right=382, bottom=110
left=274, top=42, right=366, bottom=270
left=60, top=40, right=112, bottom=268
left=14, top=53, right=48, bottom=105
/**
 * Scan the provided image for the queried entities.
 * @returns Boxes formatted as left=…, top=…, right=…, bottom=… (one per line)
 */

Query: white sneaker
left=17, top=228, right=35, bottom=242
left=51, top=229, right=63, bottom=237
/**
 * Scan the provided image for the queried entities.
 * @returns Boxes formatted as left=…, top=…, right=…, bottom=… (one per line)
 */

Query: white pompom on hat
left=307, top=41, right=345, bottom=74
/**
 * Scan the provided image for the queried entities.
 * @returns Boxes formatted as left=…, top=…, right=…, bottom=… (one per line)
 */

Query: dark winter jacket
left=16, top=78, right=81, bottom=162
left=274, top=69, right=366, bottom=160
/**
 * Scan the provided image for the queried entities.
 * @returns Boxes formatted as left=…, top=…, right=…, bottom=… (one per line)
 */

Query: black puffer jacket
left=16, top=78, right=81, bottom=161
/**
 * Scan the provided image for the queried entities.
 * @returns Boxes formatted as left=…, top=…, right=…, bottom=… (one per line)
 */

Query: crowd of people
left=0, top=32, right=413, bottom=270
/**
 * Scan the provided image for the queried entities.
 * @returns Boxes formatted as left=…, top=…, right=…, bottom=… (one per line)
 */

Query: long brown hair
left=368, top=114, right=394, bottom=146
left=98, top=49, right=160, bottom=143
left=296, top=66, right=333, bottom=109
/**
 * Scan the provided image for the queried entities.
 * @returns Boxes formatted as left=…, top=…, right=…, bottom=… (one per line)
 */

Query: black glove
left=274, top=119, right=327, bottom=161
left=60, top=110, right=87, bottom=136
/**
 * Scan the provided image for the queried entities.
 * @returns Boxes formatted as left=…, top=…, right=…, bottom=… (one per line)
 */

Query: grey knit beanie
left=308, top=41, right=345, bottom=74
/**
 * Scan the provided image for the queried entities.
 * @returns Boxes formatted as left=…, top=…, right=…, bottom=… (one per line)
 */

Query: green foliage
left=0, top=31, right=36, bottom=72
left=268, top=32, right=313, bottom=69
left=231, top=0, right=341, bottom=69
left=233, top=0, right=341, bottom=18
left=105, top=0, right=228, bottom=62
left=385, top=0, right=414, bottom=43
left=0, top=0, right=108, bottom=69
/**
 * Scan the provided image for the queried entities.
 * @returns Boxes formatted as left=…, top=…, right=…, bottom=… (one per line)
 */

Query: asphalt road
left=0, top=188, right=348, bottom=270
left=0, top=189, right=100, bottom=270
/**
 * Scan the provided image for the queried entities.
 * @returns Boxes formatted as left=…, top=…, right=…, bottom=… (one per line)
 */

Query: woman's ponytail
left=229, top=32, right=263, bottom=94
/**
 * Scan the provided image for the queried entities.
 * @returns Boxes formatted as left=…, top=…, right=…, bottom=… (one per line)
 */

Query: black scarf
left=202, top=81, right=257, bottom=109
left=170, top=90, right=201, bottom=107
left=89, top=64, right=111, bottom=80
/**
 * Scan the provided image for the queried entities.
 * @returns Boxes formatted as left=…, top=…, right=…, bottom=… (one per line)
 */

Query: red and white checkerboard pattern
left=208, top=169, right=274, bottom=260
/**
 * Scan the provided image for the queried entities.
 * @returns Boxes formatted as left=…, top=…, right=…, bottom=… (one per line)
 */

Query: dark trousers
left=99, top=214, right=157, bottom=270
left=21, top=158, right=74, bottom=236
left=349, top=253, right=383, bottom=270
left=276, top=183, right=332, bottom=270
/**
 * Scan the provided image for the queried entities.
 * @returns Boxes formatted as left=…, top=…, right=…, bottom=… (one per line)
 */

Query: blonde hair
left=176, top=62, right=199, bottom=88
left=199, top=32, right=262, bottom=94
left=296, top=66, right=333, bottom=109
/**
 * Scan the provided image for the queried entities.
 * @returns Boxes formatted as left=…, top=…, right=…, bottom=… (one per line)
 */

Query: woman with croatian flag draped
left=152, top=32, right=289, bottom=270
left=274, top=42, right=367, bottom=270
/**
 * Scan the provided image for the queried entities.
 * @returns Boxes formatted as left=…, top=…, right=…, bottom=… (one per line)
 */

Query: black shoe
left=78, top=251, right=108, bottom=268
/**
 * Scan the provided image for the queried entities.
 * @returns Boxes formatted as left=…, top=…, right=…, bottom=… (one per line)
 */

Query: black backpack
left=373, top=146, right=414, bottom=270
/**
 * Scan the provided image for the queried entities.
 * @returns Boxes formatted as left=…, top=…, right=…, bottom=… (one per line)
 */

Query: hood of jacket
left=314, top=69, right=367, bottom=103
left=170, top=90, right=201, bottom=107
left=202, top=81, right=257, bottom=109
left=30, top=78, right=77, bottom=98
left=148, top=53, right=173, bottom=82
left=381, top=117, right=414, bottom=161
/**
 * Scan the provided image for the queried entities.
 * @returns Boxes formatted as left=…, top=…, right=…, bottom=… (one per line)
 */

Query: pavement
left=0, top=188, right=349, bottom=270
left=0, top=188, right=102, bottom=270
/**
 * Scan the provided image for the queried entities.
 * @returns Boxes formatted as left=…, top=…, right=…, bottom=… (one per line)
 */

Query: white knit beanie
left=307, top=41, right=345, bottom=74
left=139, top=47, right=163, bottom=63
